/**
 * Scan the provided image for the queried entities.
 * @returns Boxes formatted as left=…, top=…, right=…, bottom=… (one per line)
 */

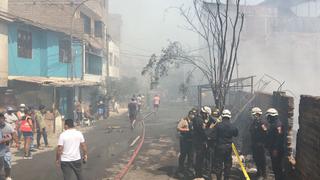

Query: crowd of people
left=127, top=94, right=146, bottom=129
left=177, top=106, right=285, bottom=180
left=127, top=94, right=160, bottom=129
left=0, top=104, right=52, bottom=180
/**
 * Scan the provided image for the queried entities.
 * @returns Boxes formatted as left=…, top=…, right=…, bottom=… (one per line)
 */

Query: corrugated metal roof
left=8, top=76, right=101, bottom=87
left=0, top=11, right=15, bottom=22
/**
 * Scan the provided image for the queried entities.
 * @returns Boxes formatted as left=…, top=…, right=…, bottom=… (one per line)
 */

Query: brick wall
left=8, top=0, right=84, bottom=34
left=296, top=95, right=320, bottom=180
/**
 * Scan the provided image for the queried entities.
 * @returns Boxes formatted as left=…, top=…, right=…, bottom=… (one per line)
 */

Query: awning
left=8, top=76, right=101, bottom=87
left=0, top=11, right=15, bottom=22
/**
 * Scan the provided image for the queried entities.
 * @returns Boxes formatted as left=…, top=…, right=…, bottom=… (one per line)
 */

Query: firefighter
left=193, top=106, right=211, bottom=178
left=177, top=109, right=196, bottom=173
left=204, top=107, right=220, bottom=175
left=215, top=109, right=238, bottom=180
left=249, top=107, right=268, bottom=179
left=265, top=108, right=285, bottom=180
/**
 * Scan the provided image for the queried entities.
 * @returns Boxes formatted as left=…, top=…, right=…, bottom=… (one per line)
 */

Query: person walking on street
left=153, top=94, right=160, bottom=112
left=35, top=105, right=49, bottom=149
left=4, top=107, right=18, bottom=132
left=128, top=98, right=138, bottom=129
left=19, top=109, right=33, bottom=159
left=0, top=113, right=17, bottom=180
left=97, top=101, right=105, bottom=121
left=75, top=101, right=83, bottom=125
left=16, top=104, right=26, bottom=142
left=137, top=95, right=142, bottom=112
left=193, top=106, right=211, bottom=178
left=250, top=107, right=268, bottom=179
left=177, top=109, right=196, bottom=174
left=16, top=104, right=26, bottom=120
left=265, top=108, right=285, bottom=180
left=56, top=119, right=88, bottom=180
left=215, top=109, right=238, bottom=180
left=4, top=107, right=19, bottom=148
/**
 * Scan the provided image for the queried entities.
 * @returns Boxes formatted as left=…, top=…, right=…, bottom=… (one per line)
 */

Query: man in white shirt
left=4, top=107, right=18, bottom=130
left=56, top=119, right=88, bottom=180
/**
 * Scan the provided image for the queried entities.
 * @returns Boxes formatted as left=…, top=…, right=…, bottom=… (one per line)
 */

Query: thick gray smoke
left=109, top=0, right=320, bottom=130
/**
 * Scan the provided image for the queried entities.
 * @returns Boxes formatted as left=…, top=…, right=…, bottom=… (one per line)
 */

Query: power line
left=120, top=52, right=151, bottom=58
left=120, top=42, right=157, bottom=54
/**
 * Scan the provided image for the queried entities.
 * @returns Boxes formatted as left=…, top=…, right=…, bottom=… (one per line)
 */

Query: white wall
left=0, top=0, right=8, bottom=11
left=108, top=41, right=120, bottom=78
left=0, top=0, right=8, bottom=87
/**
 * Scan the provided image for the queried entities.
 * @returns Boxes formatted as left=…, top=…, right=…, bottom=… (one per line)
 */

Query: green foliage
left=141, top=42, right=189, bottom=86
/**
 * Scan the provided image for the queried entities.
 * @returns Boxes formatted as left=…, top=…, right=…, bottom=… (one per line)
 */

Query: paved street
left=8, top=102, right=190, bottom=180
left=105, top=102, right=190, bottom=180
left=11, top=110, right=142, bottom=180
left=9, top=102, right=276, bottom=180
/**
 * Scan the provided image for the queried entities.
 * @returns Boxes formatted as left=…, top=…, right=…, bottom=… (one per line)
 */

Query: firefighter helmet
left=266, top=108, right=278, bottom=117
left=211, top=107, right=220, bottom=117
left=7, top=107, right=14, bottom=112
left=251, top=107, right=262, bottom=115
left=201, top=106, right=212, bottom=115
left=221, top=109, right=232, bottom=118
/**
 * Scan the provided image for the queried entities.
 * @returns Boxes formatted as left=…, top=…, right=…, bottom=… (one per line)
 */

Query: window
left=85, top=53, right=102, bottom=75
left=80, top=13, right=91, bottom=34
left=94, top=21, right=103, bottom=38
left=17, top=30, right=32, bottom=58
left=59, top=39, right=71, bottom=63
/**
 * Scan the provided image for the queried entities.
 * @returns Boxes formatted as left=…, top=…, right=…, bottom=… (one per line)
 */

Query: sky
left=108, top=0, right=265, bottom=79
left=108, top=0, right=264, bottom=70
left=108, top=0, right=319, bottom=93
left=109, top=0, right=263, bottom=53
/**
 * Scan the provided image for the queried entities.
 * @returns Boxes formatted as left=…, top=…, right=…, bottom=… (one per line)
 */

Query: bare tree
left=142, top=0, right=244, bottom=110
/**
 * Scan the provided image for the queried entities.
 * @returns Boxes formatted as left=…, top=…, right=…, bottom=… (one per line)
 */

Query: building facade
left=4, top=0, right=110, bottom=120
left=8, top=0, right=109, bottom=83
left=0, top=1, right=9, bottom=87
left=8, top=23, right=83, bottom=79
left=108, top=40, right=120, bottom=79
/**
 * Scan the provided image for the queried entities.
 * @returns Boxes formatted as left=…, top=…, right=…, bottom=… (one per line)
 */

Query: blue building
left=6, top=20, right=99, bottom=120
left=8, top=22, right=83, bottom=79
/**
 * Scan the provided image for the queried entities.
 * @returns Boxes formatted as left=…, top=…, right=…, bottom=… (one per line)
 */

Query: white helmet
left=201, top=106, right=212, bottom=115
left=20, top=104, right=26, bottom=108
left=251, top=107, right=262, bottom=115
left=221, top=109, right=232, bottom=118
left=7, top=107, right=14, bottom=112
left=266, top=108, right=278, bottom=117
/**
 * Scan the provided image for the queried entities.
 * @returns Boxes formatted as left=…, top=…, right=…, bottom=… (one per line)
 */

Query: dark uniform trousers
left=207, top=141, right=216, bottom=173
left=215, top=144, right=232, bottom=180
left=252, top=143, right=266, bottom=177
left=270, top=149, right=284, bottom=180
left=178, top=137, right=193, bottom=170
left=194, top=143, right=206, bottom=178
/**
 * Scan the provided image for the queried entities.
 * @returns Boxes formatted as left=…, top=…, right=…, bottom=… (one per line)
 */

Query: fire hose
left=114, top=112, right=154, bottom=180
left=232, top=143, right=251, bottom=180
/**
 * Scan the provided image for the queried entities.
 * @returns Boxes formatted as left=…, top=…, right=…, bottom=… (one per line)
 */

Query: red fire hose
left=114, top=112, right=154, bottom=180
